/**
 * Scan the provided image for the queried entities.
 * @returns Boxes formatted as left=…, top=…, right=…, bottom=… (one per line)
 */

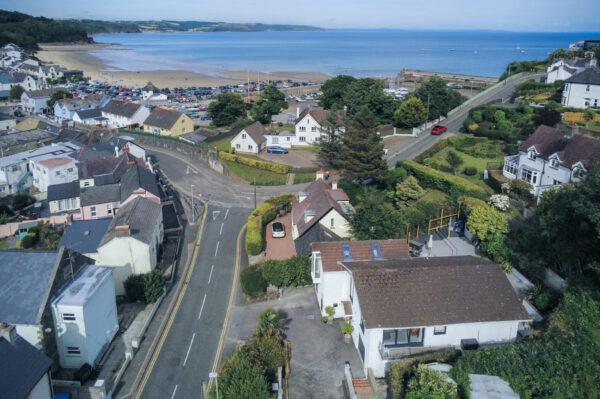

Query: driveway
left=224, top=286, right=365, bottom=399
left=259, top=149, right=318, bottom=168
left=265, top=213, right=296, bottom=260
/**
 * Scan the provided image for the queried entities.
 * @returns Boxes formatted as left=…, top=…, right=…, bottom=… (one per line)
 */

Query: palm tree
left=255, top=308, right=284, bottom=338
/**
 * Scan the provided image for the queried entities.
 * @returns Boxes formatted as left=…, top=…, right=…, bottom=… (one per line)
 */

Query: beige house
left=142, top=108, right=194, bottom=137
left=97, top=196, right=163, bottom=295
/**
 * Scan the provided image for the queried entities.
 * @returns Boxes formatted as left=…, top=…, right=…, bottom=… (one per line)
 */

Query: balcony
left=378, top=344, right=452, bottom=360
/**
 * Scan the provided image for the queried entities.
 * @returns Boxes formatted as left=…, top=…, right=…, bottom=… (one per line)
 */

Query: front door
left=358, top=335, right=366, bottom=361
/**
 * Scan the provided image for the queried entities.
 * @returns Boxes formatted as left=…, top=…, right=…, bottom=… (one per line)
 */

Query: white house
left=53, top=98, right=98, bottom=123
left=0, top=324, right=54, bottom=399
left=311, top=240, right=410, bottom=318
left=30, top=156, right=78, bottom=193
left=1, top=43, right=23, bottom=59
left=0, top=72, right=38, bottom=92
left=502, top=125, right=600, bottom=197
left=51, top=265, right=119, bottom=369
left=97, top=196, right=164, bottom=295
left=230, top=121, right=268, bottom=154
left=292, top=172, right=353, bottom=255
left=20, top=88, right=62, bottom=114
left=47, top=181, right=81, bottom=214
left=562, top=66, right=600, bottom=109
left=141, top=82, right=167, bottom=101
left=101, top=99, right=151, bottom=128
left=322, top=255, right=531, bottom=378
left=546, top=58, right=589, bottom=84
left=73, top=108, right=104, bottom=126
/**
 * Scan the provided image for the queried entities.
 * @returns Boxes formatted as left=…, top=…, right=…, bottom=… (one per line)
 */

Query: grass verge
left=223, top=160, right=287, bottom=186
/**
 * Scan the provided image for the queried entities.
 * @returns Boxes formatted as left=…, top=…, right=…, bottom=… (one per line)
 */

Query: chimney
left=296, top=107, right=300, bottom=118
left=115, top=225, right=130, bottom=237
left=316, top=168, right=324, bottom=180
left=564, top=122, right=579, bottom=139
left=298, top=191, right=308, bottom=202
left=0, top=322, right=17, bottom=343
left=114, top=146, right=119, bottom=157
left=332, top=178, right=338, bottom=190
left=304, top=210, right=316, bottom=223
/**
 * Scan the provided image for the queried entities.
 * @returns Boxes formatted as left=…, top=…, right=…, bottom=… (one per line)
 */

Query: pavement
left=386, top=73, right=545, bottom=166
left=224, top=286, right=365, bottom=399
left=265, top=213, right=296, bottom=260
left=259, top=149, right=318, bottom=168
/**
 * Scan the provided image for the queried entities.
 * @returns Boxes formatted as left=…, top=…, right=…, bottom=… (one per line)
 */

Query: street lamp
left=209, top=372, right=219, bottom=399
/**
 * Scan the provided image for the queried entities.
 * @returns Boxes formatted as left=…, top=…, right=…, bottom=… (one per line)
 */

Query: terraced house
left=101, top=99, right=151, bottom=129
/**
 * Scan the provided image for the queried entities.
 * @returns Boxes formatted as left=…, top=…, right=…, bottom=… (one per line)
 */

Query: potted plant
left=325, top=306, right=335, bottom=324
left=321, top=316, right=329, bottom=324
left=341, top=320, right=354, bottom=343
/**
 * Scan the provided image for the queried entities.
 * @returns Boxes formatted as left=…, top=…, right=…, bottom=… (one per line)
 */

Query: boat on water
left=420, top=48, right=425, bottom=51
left=474, top=50, right=478, bottom=54
left=449, top=49, right=456, bottom=51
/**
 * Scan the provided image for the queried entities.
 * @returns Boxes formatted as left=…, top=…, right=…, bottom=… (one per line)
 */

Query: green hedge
left=246, top=216, right=264, bottom=256
left=245, top=194, right=296, bottom=256
left=398, top=160, right=487, bottom=200
left=388, top=349, right=462, bottom=399
left=240, top=264, right=268, bottom=297
left=414, top=138, right=450, bottom=163
left=219, top=151, right=291, bottom=174
left=261, top=256, right=311, bottom=287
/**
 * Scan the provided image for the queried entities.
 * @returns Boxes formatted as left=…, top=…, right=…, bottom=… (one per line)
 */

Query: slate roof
left=565, top=66, right=600, bottom=85
left=74, top=108, right=102, bottom=121
left=59, top=218, right=111, bottom=255
left=47, top=181, right=80, bottom=201
left=142, top=82, right=159, bottom=92
left=343, top=256, right=530, bottom=329
left=519, top=125, right=600, bottom=168
left=13, top=118, right=60, bottom=133
left=75, top=142, right=120, bottom=161
left=100, top=196, right=162, bottom=247
left=78, top=155, right=129, bottom=181
left=312, top=239, right=410, bottom=272
left=80, top=183, right=121, bottom=206
left=180, top=132, right=207, bottom=144
left=241, top=121, right=267, bottom=144
left=0, top=335, right=52, bottom=399
left=143, top=108, right=184, bottom=130
left=24, top=88, right=61, bottom=98
left=102, top=99, right=143, bottom=118
left=292, top=179, right=350, bottom=238
left=0, top=129, right=55, bottom=147
left=295, top=108, right=327, bottom=124
left=119, top=164, right=159, bottom=201
left=56, top=128, right=86, bottom=143
left=0, top=251, right=58, bottom=325
left=294, top=223, right=342, bottom=256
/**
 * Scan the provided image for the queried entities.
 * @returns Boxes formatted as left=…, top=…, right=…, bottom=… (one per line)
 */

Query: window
left=586, top=85, right=591, bottom=92
left=58, top=200, right=64, bottom=211
left=62, top=313, right=76, bottom=321
left=371, top=243, right=383, bottom=259
left=84, top=181, right=90, bottom=187
left=330, top=218, right=335, bottom=229
left=286, top=137, right=290, bottom=141
left=311, top=126, right=317, bottom=132
left=182, top=127, right=185, bottom=133
left=272, top=137, right=278, bottom=144
left=504, top=163, right=517, bottom=176
left=520, top=168, right=538, bottom=185
left=66, top=346, right=80, bottom=355
left=107, top=204, right=113, bottom=214
left=312, top=252, right=321, bottom=278
left=11, top=165, right=19, bottom=172
left=248, top=145, right=253, bottom=150
left=383, top=328, right=424, bottom=347
left=341, top=244, right=353, bottom=260
left=67, top=167, right=73, bottom=173
left=90, top=206, right=96, bottom=217
left=553, top=179, right=561, bottom=185
left=349, top=279, right=354, bottom=304
left=55, top=171, right=60, bottom=176
left=236, top=144, right=241, bottom=149
left=242, top=133, right=246, bottom=139
left=433, top=326, right=447, bottom=335
left=299, top=126, right=306, bottom=132
left=299, top=136, right=306, bottom=142
left=528, top=151, right=537, bottom=160
left=549, top=158, right=559, bottom=168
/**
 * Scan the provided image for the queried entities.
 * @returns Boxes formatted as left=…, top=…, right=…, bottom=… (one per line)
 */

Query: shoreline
left=37, top=44, right=331, bottom=88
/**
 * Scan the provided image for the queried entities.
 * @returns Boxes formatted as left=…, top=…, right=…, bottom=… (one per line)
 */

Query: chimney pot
left=296, top=107, right=300, bottom=118
left=332, top=178, right=338, bottom=190
left=115, top=225, right=130, bottom=237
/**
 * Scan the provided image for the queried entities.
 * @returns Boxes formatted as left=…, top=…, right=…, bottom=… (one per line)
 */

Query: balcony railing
left=378, top=344, right=452, bottom=360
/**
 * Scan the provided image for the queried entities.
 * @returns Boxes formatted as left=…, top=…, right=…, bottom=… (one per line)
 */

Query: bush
left=388, top=349, right=462, bottom=399
left=219, top=151, right=290, bottom=174
left=508, top=179, right=533, bottom=200
left=240, top=264, right=268, bottom=297
left=143, top=269, right=165, bottom=303
left=398, top=160, right=487, bottom=200
left=325, top=306, right=335, bottom=317
left=261, top=256, right=311, bottom=288
left=124, top=274, right=145, bottom=302
left=341, top=321, right=354, bottom=335
left=405, top=364, right=458, bottom=399
left=20, top=233, right=37, bottom=249
left=460, top=196, right=487, bottom=218
left=463, top=166, right=477, bottom=176
left=533, top=287, right=561, bottom=313
left=12, top=193, right=35, bottom=211
left=245, top=194, right=296, bottom=256
left=245, top=217, right=263, bottom=256
left=252, top=202, right=277, bottom=225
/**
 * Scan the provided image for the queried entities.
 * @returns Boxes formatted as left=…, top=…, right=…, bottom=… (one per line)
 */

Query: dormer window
left=528, top=151, right=537, bottom=160
left=549, top=158, right=559, bottom=168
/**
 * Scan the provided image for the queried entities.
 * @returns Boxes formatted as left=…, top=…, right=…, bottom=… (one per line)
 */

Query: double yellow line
left=135, top=206, right=208, bottom=399
left=208, top=223, right=246, bottom=389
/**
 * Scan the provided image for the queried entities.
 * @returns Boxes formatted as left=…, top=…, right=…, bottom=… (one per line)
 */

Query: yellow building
left=142, top=108, right=194, bottom=137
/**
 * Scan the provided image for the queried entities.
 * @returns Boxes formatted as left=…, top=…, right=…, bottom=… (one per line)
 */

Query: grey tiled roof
left=565, top=66, right=600, bottom=85
left=102, top=99, right=143, bottom=118
left=80, top=183, right=121, bottom=206
left=47, top=181, right=80, bottom=201
left=74, top=142, right=120, bottom=161
left=0, top=129, right=55, bottom=147
left=75, top=108, right=102, bottom=120
left=77, top=155, right=128, bottom=181
left=60, top=218, right=112, bottom=254
left=100, top=196, right=162, bottom=247
left=143, top=108, right=183, bottom=130
left=241, top=121, right=267, bottom=144
left=343, top=256, right=530, bottom=329
left=0, top=251, right=58, bottom=325
left=24, top=88, right=62, bottom=98
left=119, top=164, right=159, bottom=202
left=0, top=335, right=52, bottom=399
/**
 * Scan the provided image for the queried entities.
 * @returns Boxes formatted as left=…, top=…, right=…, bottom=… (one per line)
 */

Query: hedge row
left=219, top=151, right=291, bottom=174
left=398, top=160, right=488, bottom=200
left=414, top=138, right=450, bottom=163
left=240, top=257, right=312, bottom=297
left=245, top=194, right=297, bottom=256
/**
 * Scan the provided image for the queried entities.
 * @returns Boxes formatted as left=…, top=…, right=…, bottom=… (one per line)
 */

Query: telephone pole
left=253, top=177, right=257, bottom=209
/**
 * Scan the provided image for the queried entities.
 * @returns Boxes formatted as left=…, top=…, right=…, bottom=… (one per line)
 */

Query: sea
left=91, top=30, right=598, bottom=78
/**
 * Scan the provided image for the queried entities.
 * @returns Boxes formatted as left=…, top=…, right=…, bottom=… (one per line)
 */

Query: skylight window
left=341, top=244, right=353, bottom=261
left=371, top=243, right=383, bottom=259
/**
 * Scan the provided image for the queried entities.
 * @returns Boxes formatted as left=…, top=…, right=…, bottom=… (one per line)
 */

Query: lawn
left=222, top=160, right=287, bottom=186
left=293, top=172, right=315, bottom=184
left=215, top=140, right=232, bottom=152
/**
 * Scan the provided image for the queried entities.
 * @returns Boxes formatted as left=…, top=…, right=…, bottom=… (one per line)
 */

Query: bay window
left=382, top=328, right=424, bottom=347
left=520, top=167, right=538, bottom=185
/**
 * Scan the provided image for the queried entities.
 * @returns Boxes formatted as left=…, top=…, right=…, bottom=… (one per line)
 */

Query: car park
left=431, top=125, right=447, bottom=135
left=272, top=222, right=285, bottom=238
left=267, top=146, right=288, bottom=154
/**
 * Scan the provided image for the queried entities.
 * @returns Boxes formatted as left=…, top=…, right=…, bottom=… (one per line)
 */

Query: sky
left=2, top=0, right=599, bottom=32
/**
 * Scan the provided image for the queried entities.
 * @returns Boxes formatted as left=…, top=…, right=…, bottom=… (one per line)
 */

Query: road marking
left=224, top=207, right=230, bottom=220
left=186, top=165, right=198, bottom=175
left=208, top=265, right=214, bottom=284
left=212, top=210, right=221, bottom=221
left=214, top=241, right=219, bottom=257
left=208, top=224, right=246, bottom=389
left=135, top=206, right=208, bottom=399
left=170, top=385, right=178, bottom=399
left=198, top=294, right=207, bottom=319
left=219, top=222, right=224, bottom=235
left=183, top=333, right=196, bottom=367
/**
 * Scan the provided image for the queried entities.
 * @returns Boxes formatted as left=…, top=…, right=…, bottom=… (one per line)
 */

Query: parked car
left=267, top=146, right=288, bottom=154
left=272, top=222, right=285, bottom=238
left=431, top=125, right=447, bottom=135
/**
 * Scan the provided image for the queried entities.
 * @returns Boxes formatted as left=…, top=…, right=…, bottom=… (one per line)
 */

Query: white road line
left=219, top=222, right=224, bottom=235
left=198, top=294, right=207, bottom=319
left=208, top=265, right=214, bottom=284
left=214, top=241, right=220, bottom=257
left=183, top=333, right=196, bottom=367
left=224, top=207, right=230, bottom=220
left=170, top=385, right=178, bottom=399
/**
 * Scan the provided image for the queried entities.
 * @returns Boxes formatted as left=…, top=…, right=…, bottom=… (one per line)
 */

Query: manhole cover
left=168, top=357, right=181, bottom=367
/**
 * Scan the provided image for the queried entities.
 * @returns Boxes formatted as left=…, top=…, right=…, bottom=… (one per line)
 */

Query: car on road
left=431, top=125, right=447, bottom=135
left=267, top=146, right=288, bottom=154
left=272, top=222, right=285, bottom=238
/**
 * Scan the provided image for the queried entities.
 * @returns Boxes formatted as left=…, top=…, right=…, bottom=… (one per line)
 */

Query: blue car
left=267, top=146, right=288, bottom=154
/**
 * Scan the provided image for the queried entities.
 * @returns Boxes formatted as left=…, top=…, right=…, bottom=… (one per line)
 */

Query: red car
left=431, top=125, right=447, bottom=135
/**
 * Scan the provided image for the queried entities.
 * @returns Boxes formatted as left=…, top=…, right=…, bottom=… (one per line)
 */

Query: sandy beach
left=36, top=44, right=330, bottom=89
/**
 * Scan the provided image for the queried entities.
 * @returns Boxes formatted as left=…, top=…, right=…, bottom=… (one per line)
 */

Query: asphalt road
left=138, top=203, right=249, bottom=399
left=386, top=72, right=545, bottom=166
